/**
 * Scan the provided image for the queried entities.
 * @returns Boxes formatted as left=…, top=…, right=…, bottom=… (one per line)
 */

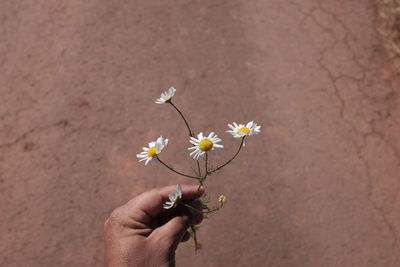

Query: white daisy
left=188, top=132, right=223, bottom=160
left=226, top=121, right=261, bottom=146
left=155, top=87, right=176, bottom=104
left=163, top=184, right=182, bottom=209
left=226, top=121, right=261, bottom=138
left=136, top=136, right=169, bottom=165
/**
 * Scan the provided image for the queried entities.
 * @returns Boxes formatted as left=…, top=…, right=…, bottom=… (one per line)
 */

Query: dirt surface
left=1, top=0, right=400, bottom=266
left=376, top=0, right=400, bottom=69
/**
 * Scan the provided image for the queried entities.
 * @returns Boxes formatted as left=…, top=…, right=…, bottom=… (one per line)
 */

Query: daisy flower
left=155, top=87, right=176, bottom=104
left=226, top=121, right=261, bottom=146
left=163, top=184, right=182, bottom=209
left=188, top=132, right=223, bottom=160
left=136, top=136, right=168, bottom=165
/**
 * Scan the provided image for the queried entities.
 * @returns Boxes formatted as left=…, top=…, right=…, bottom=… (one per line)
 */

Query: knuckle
left=104, top=207, right=124, bottom=229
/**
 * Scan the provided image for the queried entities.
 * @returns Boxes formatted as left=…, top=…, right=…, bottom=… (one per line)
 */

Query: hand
left=104, top=185, right=203, bottom=267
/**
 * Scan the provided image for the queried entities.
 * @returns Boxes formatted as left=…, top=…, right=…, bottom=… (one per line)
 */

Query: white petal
left=155, top=143, right=161, bottom=154
left=156, top=136, right=167, bottom=154
left=168, top=192, right=175, bottom=201
left=163, top=203, right=173, bottom=209
left=228, top=124, right=236, bottom=130
left=246, top=121, right=254, bottom=128
left=176, top=184, right=182, bottom=197
left=145, top=157, right=152, bottom=165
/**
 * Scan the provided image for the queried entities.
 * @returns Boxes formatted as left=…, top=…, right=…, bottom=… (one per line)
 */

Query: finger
left=148, top=199, right=203, bottom=246
left=180, top=231, right=191, bottom=242
left=126, top=184, right=204, bottom=219
left=151, top=213, right=192, bottom=249
left=147, top=198, right=204, bottom=248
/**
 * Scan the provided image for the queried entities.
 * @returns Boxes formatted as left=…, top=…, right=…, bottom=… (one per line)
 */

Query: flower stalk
left=211, top=136, right=245, bottom=173
left=156, top=156, right=200, bottom=180
left=168, top=101, right=202, bottom=177
left=169, top=101, right=194, bottom=137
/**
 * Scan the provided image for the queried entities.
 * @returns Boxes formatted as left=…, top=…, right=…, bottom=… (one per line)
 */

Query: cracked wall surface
left=1, top=0, right=400, bottom=266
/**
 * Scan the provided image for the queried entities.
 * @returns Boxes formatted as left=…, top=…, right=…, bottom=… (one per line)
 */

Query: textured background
left=1, top=0, right=400, bottom=266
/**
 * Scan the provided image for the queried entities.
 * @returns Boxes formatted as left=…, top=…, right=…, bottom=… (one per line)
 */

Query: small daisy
left=155, top=87, right=176, bottom=104
left=163, top=184, right=182, bottom=209
left=136, top=136, right=168, bottom=165
left=226, top=121, right=261, bottom=146
left=188, top=132, right=223, bottom=160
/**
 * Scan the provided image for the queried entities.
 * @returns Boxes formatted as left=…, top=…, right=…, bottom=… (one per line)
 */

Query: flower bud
left=218, top=195, right=227, bottom=206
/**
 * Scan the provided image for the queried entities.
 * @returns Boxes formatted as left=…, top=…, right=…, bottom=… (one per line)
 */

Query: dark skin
left=104, top=185, right=203, bottom=267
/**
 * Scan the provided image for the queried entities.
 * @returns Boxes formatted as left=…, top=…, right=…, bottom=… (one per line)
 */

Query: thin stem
left=190, top=226, right=200, bottom=251
left=169, top=101, right=194, bottom=137
left=204, top=152, right=208, bottom=178
left=181, top=202, right=217, bottom=215
left=196, top=153, right=208, bottom=196
left=196, top=160, right=201, bottom=177
left=181, top=203, right=203, bottom=214
left=168, top=101, right=202, bottom=176
left=212, top=137, right=245, bottom=172
left=157, top=156, right=199, bottom=180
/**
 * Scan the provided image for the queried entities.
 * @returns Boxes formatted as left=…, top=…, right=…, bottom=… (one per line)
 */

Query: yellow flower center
left=237, top=127, right=250, bottom=134
left=198, top=138, right=213, bottom=152
left=147, top=147, right=157, bottom=157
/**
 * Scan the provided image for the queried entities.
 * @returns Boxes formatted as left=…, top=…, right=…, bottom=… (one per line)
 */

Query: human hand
left=104, top=185, right=203, bottom=267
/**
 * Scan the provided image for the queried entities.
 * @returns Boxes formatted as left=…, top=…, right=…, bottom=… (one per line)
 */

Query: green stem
left=169, top=101, right=194, bottom=137
left=196, top=160, right=201, bottom=177
left=157, top=156, right=200, bottom=180
left=190, top=226, right=200, bottom=251
left=196, top=153, right=208, bottom=196
left=212, top=137, right=245, bottom=172
left=168, top=101, right=202, bottom=177
left=181, top=202, right=217, bottom=216
left=181, top=203, right=203, bottom=214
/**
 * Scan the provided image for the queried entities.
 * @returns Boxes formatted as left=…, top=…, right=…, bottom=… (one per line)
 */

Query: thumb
left=152, top=213, right=193, bottom=249
left=150, top=199, right=203, bottom=246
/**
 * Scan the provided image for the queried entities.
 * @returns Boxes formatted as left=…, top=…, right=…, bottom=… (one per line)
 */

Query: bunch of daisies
left=136, top=87, right=261, bottom=249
